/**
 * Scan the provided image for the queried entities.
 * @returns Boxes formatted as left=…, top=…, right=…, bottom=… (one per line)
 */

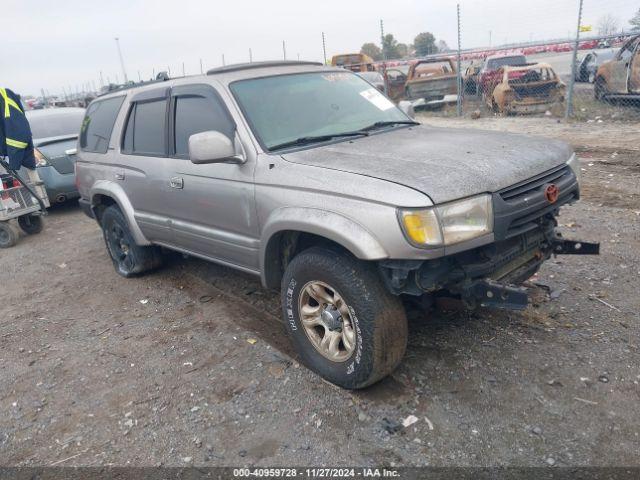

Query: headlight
left=566, top=153, right=581, bottom=186
left=399, top=194, right=493, bottom=247
left=34, top=148, right=49, bottom=167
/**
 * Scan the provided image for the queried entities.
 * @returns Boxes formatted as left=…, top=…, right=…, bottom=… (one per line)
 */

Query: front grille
left=499, top=165, right=570, bottom=202
left=493, top=165, right=578, bottom=240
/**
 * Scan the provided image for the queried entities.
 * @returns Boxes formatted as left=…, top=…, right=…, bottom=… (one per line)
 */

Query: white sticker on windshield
left=359, top=88, right=395, bottom=111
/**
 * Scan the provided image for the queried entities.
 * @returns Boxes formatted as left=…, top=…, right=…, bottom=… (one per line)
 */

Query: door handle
left=114, top=173, right=125, bottom=180
left=169, top=177, right=184, bottom=189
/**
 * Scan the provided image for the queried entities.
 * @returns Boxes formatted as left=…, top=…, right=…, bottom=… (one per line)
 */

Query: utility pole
left=138, top=71, right=141, bottom=82
left=380, top=19, right=386, bottom=60
left=322, top=32, right=327, bottom=64
left=222, top=54, right=225, bottom=66
left=489, top=30, right=492, bottom=47
left=282, top=40, right=287, bottom=60
left=182, top=62, right=185, bottom=76
left=99, top=71, right=104, bottom=87
left=200, top=58, right=204, bottom=73
left=114, top=37, right=128, bottom=83
left=456, top=4, right=463, bottom=117
left=380, top=19, right=388, bottom=95
left=566, top=0, right=584, bottom=119
left=249, top=48, right=253, bottom=63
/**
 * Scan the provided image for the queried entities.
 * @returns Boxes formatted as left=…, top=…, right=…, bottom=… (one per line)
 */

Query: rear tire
left=281, top=247, right=408, bottom=389
left=100, top=205, right=163, bottom=277
left=18, top=214, right=43, bottom=235
left=0, top=222, right=18, bottom=248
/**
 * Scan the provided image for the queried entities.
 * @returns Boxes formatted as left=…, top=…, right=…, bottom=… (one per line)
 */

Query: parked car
left=356, top=71, right=385, bottom=93
left=24, top=108, right=85, bottom=204
left=575, top=49, right=616, bottom=83
left=478, top=53, right=528, bottom=96
left=595, top=34, right=640, bottom=102
left=76, top=60, right=597, bottom=389
left=404, top=58, right=458, bottom=107
left=487, top=63, right=565, bottom=114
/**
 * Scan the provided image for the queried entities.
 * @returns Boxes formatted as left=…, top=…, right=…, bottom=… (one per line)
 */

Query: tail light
left=34, top=148, right=49, bottom=167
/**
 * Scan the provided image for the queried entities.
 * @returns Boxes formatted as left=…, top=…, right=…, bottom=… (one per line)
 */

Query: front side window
left=122, top=99, right=166, bottom=155
left=174, top=95, right=235, bottom=156
left=230, top=72, right=409, bottom=151
left=80, top=96, right=125, bottom=153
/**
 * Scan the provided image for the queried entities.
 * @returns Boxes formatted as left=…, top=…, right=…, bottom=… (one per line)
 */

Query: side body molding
left=259, top=207, right=388, bottom=286
left=90, top=181, right=151, bottom=246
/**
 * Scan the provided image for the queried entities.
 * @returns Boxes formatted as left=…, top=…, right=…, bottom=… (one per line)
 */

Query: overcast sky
left=2, top=0, right=638, bottom=96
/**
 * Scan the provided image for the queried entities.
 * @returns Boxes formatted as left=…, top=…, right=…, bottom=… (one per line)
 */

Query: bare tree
left=597, top=14, right=619, bottom=36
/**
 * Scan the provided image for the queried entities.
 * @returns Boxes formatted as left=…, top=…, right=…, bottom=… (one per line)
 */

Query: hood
left=281, top=125, right=573, bottom=204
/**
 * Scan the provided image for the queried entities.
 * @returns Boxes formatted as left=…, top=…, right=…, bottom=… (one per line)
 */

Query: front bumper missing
left=379, top=230, right=600, bottom=311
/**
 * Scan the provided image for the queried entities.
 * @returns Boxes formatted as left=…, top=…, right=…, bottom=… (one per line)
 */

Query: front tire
left=100, top=205, right=162, bottom=277
left=281, top=247, right=408, bottom=389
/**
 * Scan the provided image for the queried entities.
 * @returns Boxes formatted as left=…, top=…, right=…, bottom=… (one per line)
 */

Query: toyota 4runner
left=76, top=61, right=599, bottom=389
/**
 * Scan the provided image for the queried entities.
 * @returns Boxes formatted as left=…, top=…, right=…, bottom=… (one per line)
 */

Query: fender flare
left=90, top=181, right=151, bottom=246
left=259, top=207, right=389, bottom=287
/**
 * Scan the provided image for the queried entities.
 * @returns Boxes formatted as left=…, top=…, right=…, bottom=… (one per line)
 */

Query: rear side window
left=122, top=99, right=167, bottom=155
left=174, top=95, right=235, bottom=156
left=79, top=96, right=125, bottom=153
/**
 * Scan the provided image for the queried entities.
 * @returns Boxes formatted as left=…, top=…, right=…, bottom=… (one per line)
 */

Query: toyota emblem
left=544, top=184, right=559, bottom=204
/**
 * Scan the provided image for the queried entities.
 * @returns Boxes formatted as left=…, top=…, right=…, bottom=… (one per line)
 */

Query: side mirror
left=188, top=130, right=243, bottom=164
left=398, top=100, right=415, bottom=119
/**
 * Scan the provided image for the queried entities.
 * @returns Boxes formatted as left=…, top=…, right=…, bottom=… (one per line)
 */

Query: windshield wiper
left=269, top=131, right=369, bottom=151
left=358, top=120, right=420, bottom=132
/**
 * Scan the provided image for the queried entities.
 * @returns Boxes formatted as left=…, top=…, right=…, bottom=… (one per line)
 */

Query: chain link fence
left=379, top=0, right=640, bottom=121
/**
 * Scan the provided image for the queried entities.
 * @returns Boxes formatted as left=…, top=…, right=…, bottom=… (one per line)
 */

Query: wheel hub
left=320, top=305, right=343, bottom=332
left=298, top=281, right=356, bottom=363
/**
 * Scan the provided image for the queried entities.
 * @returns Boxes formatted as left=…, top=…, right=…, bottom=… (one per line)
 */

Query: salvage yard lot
left=1, top=117, right=639, bottom=467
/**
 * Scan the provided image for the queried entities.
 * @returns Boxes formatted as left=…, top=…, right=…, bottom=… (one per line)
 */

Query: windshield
left=230, top=72, right=408, bottom=151
left=358, top=72, right=383, bottom=82
left=487, top=55, right=527, bottom=70
left=26, top=110, right=84, bottom=139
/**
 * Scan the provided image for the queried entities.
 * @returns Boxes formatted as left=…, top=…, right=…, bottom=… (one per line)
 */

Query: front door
left=163, top=84, right=259, bottom=272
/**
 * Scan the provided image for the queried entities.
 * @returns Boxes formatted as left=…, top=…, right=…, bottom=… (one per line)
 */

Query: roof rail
left=96, top=72, right=171, bottom=97
left=207, top=60, right=323, bottom=75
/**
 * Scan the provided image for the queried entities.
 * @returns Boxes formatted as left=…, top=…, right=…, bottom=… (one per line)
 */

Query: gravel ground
left=1, top=117, right=639, bottom=468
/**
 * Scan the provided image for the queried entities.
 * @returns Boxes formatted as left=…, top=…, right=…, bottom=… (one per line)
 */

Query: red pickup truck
left=478, top=54, right=528, bottom=96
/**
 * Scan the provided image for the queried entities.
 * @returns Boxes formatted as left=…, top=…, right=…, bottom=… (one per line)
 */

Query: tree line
left=360, top=32, right=450, bottom=61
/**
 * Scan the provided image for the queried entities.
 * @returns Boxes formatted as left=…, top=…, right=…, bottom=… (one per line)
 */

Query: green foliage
left=414, top=32, right=438, bottom=57
left=631, top=8, right=640, bottom=30
left=360, top=42, right=382, bottom=61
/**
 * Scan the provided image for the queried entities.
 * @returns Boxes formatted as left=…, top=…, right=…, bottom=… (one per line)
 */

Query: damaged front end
left=380, top=164, right=599, bottom=310
left=493, top=63, right=565, bottom=114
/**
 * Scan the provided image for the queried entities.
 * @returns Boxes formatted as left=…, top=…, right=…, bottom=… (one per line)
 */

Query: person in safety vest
left=0, top=87, right=41, bottom=184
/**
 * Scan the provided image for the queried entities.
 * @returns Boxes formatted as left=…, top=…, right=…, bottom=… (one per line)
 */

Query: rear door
left=163, top=84, right=259, bottom=271
left=118, top=88, right=174, bottom=243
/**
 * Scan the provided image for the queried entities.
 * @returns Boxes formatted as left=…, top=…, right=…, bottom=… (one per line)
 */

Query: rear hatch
left=37, top=138, right=78, bottom=174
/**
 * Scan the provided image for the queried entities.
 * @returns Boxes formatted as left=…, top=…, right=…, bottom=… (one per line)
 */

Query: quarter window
left=79, top=96, right=125, bottom=153
left=173, top=95, right=235, bottom=156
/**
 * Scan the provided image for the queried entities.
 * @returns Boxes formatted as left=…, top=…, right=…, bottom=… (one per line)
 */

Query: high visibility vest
left=0, top=87, right=36, bottom=170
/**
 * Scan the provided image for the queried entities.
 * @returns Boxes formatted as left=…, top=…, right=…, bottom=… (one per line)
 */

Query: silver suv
left=76, top=61, right=598, bottom=389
